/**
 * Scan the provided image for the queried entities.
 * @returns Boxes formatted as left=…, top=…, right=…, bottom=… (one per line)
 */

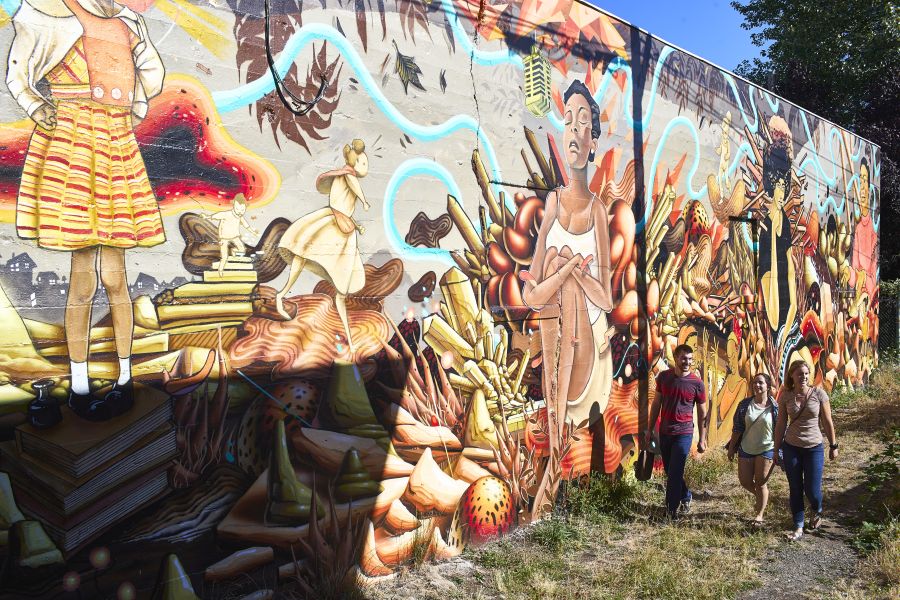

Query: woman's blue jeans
left=659, top=433, right=693, bottom=517
left=782, top=442, right=824, bottom=528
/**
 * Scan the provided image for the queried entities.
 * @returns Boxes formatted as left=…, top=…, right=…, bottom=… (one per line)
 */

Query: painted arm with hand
left=521, top=192, right=588, bottom=308
left=571, top=200, right=613, bottom=311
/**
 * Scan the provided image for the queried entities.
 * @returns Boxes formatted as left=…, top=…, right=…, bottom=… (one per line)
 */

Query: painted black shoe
left=26, top=397, right=62, bottom=429
left=103, top=379, right=134, bottom=418
left=67, top=389, right=111, bottom=422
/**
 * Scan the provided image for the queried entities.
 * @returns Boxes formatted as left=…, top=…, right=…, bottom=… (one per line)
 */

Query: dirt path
left=739, top=518, right=857, bottom=599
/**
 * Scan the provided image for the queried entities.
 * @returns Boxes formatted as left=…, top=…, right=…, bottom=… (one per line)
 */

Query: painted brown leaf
left=233, top=2, right=342, bottom=152
left=396, top=0, right=431, bottom=43
left=233, top=0, right=303, bottom=88
left=355, top=0, right=368, bottom=51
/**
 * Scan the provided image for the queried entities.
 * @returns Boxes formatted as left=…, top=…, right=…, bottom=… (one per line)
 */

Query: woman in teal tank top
left=727, top=373, right=778, bottom=526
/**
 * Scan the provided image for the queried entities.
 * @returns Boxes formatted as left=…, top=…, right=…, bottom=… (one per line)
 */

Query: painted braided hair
left=563, top=80, right=601, bottom=162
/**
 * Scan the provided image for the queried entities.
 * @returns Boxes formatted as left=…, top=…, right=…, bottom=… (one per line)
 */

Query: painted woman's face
left=563, top=94, right=596, bottom=170
left=355, top=153, right=369, bottom=177
left=772, top=178, right=787, bottom=209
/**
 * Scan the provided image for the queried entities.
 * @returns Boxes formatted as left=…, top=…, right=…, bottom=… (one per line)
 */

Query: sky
left=585, top=0, right=766, bottom=73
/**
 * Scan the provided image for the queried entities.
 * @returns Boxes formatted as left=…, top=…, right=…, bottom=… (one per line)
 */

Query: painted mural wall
left=0, top=0, right=880, bottom=596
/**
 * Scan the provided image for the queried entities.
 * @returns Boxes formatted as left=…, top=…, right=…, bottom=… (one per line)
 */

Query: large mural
left=0, top=0, right=880, bottom=597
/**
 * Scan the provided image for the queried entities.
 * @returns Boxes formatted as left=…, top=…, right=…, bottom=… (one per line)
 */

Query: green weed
left=527, top=517, right=583, bottom=553
left=562, top=472, right=643, bottom=521
left=684, top=447, right=732, bottom=489
left=591, top=523, right=764, bottom=600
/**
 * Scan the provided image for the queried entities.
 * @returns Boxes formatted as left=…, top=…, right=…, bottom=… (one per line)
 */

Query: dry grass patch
left=589, top=521, right=768, bottom=600
left=685, top=446, right=733, bottom=490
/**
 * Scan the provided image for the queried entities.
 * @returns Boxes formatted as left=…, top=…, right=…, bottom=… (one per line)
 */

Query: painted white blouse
left=6, top=0, right=165, bottom=119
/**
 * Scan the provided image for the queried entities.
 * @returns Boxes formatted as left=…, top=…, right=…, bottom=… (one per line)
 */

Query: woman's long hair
left=782, top=360, right=809, bottom=393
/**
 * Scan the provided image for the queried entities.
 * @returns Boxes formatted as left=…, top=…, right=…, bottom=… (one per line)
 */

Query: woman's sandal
left=787, top=528, right=804, bottom=542
left=809, top=513, right=823, bottom=531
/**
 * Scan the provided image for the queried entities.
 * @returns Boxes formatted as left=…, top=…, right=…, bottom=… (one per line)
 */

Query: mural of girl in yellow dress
left=6, top=0, right=165, bottom=425
left=275, top=140, right=370, bottom=353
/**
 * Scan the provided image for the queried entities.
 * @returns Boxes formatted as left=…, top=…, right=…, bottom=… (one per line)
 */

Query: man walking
left=644, top=344, right=708, bottom=519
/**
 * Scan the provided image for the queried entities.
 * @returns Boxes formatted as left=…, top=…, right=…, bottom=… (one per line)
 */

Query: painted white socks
left=70, top=361, right=89, bottom=395
left=117, top=356, right=131, bottom=386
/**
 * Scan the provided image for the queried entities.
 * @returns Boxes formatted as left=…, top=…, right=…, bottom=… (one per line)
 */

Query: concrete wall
left=0, top=0, right=879, bottom=596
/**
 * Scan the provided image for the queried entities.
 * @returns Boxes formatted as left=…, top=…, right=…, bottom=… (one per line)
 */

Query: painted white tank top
left=545, top=217, right=603, bottom=324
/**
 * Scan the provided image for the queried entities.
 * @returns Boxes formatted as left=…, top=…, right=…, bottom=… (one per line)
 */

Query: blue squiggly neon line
left=641, top=124, right=757, bottom=234
left=723, top=74, right=759, bottom=134
left=796, top=116, right=880, bottom=225
left=0, top=0, right=20, bottom=16
left=547, top=51, right=672, bottom=132
left=763, top=91, right=780, bottom=114
left=851, top=137, right=864, bottom=162
left=641, top=117, right=705, bottom=233
left=383, top=158, right=457, bottom=264
left=212, top=22, right=507, bottom=201
left=798, top=115, right=851, bottom=190
left=441, top=0, right=523, bottom=68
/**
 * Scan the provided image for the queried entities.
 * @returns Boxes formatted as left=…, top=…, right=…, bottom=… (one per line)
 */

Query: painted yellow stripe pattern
left=154, top=0, right=232, bottom=59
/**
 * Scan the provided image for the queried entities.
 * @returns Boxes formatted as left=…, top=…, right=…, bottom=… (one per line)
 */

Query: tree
left=731, top=0, right=900, bottom=279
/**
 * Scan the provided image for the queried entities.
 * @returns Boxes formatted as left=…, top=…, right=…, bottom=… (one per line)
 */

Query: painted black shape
left=264, top=0, right=328, bottom=115
left=140, top=125, right=237, bottom=190
left=0, top=164, right=23, bottom=180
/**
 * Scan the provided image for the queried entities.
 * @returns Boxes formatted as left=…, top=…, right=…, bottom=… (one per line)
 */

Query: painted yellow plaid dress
left=16, top=34, right=165, bottom=251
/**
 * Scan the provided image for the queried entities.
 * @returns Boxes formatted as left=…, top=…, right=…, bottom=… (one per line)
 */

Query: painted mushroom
left=450, top=476, right=515, bottom=546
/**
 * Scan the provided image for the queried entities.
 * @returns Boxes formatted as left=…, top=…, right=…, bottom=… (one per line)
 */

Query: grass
left=561, top=472, right=647, bottom=522
left=527, top=516, right=584, bottom=553
left=458, top=465, right=768, bottom=600
left=861, top=518, right=900, bottom=589
left=590, top=522, right=768, bottom=600
left=829, top=385, right=870, bottom=409
left=684, top=446, right=732, bottom=490
left=473, top=540, right=577, bottom=600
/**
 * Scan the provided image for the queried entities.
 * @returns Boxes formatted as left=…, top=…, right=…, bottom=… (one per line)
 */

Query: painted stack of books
left=0, top=385, right=175, bottom=554
left=153, top=255, right=259, bottom=331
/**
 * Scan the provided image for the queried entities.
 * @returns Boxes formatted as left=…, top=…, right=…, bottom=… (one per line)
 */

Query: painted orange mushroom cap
left=453, top=476, right=515, bottom=545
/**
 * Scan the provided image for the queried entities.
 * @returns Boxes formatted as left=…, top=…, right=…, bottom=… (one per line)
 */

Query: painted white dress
left=278, top=167, right=365, bottom=295
left=545, top=218, right=614, bottom=426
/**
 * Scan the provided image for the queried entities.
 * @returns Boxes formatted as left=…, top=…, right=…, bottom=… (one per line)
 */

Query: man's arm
left=696, top=401, right=708, bottom=453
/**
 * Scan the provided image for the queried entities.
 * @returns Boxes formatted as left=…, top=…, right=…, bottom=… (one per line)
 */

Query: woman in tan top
left=773, top=360, right=839, bottom=541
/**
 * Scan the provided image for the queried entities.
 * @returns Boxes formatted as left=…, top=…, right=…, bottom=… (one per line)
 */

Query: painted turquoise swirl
left=382, top=158, right=458, bottom=264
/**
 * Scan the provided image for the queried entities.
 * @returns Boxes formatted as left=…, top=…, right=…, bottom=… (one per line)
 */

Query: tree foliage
left=731, top=0, right=900, bottom=278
